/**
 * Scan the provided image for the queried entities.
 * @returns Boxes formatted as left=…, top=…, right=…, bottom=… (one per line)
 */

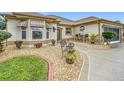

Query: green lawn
left=0, top=56, right=48, bottom=81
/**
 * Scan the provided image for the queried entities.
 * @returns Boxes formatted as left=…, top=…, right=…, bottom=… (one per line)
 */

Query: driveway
left=76, top=44, right=124, bottom=81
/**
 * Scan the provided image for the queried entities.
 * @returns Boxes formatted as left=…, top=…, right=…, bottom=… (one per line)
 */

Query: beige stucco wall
left=7, top=19, right=58, bottom=42
left=74, top=24, right=99, bottom=36
left=47, top=23, right=57, bottom=40
left=6, top=18, right=123, bottom=43
left=7, top=19, right=21, bottom=41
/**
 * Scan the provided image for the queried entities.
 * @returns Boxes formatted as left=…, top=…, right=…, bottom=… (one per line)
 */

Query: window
left=22, top=31, right=26, bottom=39
left=103, top=26, right=120, bottom=41
left=46, top=31, right=49, bottom=39
left=21, top=27, right=26, bottom=39
left=80, top=26, right=85, bottom=31
left=65, top=28, right=71, bottom=35
left=32, top=27, right=42, bottom=39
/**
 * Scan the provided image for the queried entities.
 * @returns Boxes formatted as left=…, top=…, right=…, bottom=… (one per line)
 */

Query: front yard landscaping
left=0, top=55, right=48, bottom=81
left=0, top=45, right=83, bottom=81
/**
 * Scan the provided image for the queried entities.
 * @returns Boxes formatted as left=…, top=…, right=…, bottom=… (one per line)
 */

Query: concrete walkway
left=76, top=44, right=124, bottom=81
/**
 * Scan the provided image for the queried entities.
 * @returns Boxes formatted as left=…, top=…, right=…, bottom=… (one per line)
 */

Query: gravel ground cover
left=0, top=45, right=83, bottom=81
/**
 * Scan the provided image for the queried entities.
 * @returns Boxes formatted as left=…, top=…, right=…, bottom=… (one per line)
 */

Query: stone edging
left=0, top=52, right=53, bottom=81
left=77, top=50, right=89, bottom=81
left=82, top=44, right=111, bottom=50
left=77, top=50, right=85, bottom=80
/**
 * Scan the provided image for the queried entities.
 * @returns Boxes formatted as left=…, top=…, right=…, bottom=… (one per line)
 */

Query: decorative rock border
left=85, top=44, right=111, bottom=50
left=73, top=41, right=120, bottom=50
left=38, top=55, right=53, bottom=81
left=31, top=53, right=53, bottom=81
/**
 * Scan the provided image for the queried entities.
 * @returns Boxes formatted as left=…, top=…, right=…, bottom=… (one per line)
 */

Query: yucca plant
left=65, top=50, right=77, bottom=64
left=89, top=34, right=98, bottom=44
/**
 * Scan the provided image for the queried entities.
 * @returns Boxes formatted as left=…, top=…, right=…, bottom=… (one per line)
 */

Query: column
left=43, top=20, right=46, bottom=40
left=27, top=19, right=32, bottom=47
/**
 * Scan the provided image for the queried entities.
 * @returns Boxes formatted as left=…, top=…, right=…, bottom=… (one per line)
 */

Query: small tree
left=0, top=31, right=12, bottom=52
left=102, top=32, right=116, bottom=45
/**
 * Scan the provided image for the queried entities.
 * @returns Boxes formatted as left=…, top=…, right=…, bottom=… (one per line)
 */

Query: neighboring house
left=0, top=12, right=124, bottom=46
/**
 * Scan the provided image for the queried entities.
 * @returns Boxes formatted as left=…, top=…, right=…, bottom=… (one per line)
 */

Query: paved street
left=76, top=44, right=124, bottom=81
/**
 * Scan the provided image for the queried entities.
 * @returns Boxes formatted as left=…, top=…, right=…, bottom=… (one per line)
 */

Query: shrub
left=102, top=32, right=116, bottom=45
left=34, top=42, right=42, bottom=48
left=14, top=41, right=23, bottom=49
left=0, top=31, right=12, bottom=52
left=51, top=39, right=56, bottom=46
left=65, top=50, right=77, bottom=64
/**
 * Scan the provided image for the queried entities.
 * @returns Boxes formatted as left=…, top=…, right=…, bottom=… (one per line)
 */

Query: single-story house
left=0, top=12, right=124, bottom=46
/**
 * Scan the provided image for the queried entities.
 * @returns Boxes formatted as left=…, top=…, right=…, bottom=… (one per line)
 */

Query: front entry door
left=57, top=29, right=62, bottom=41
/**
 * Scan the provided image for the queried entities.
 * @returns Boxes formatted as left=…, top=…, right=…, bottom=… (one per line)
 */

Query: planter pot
left=51, top=40, right=56, bottom=46
left=34, top=43, right=42, bottom=48
left=91, top=42, right=95, bottom=44
left=66, top=58, right=74, bottom=64
left=14, top=41, right=23, bottom=49
left=15, top=45, right=22, bottom=49
left=51, top=42, right=55, bottom=46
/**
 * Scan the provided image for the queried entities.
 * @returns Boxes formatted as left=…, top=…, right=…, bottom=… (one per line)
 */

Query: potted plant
left=14, top=41, right=23, bottom=49
left=89, top=34, right=98, bottom=44
left=102, top=32, right=116, bottom=45
left=65, top=50, right=77, bottom=64
left=34, top=42, right=42, bottom=48
left=51, top=39, right=56, bottom=46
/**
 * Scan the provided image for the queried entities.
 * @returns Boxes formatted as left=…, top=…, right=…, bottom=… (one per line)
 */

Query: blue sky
left=1, top=12, right=124, bottom=23
left=42, top=12, right=124, bottom=23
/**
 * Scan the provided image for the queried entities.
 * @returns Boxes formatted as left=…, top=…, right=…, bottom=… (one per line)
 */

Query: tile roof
left=0, top=12, right=124, bottom=25
left=12, top=12, right=57, bottom=19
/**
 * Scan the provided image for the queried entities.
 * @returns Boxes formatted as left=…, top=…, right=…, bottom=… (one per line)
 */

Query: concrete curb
left=42, top=56, right=53, bottom=81
left=31, top=52, right=53, bottom=81
left=76, top=47, right=90, bottom=81
left=77, top=50, right=85, bottom=81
